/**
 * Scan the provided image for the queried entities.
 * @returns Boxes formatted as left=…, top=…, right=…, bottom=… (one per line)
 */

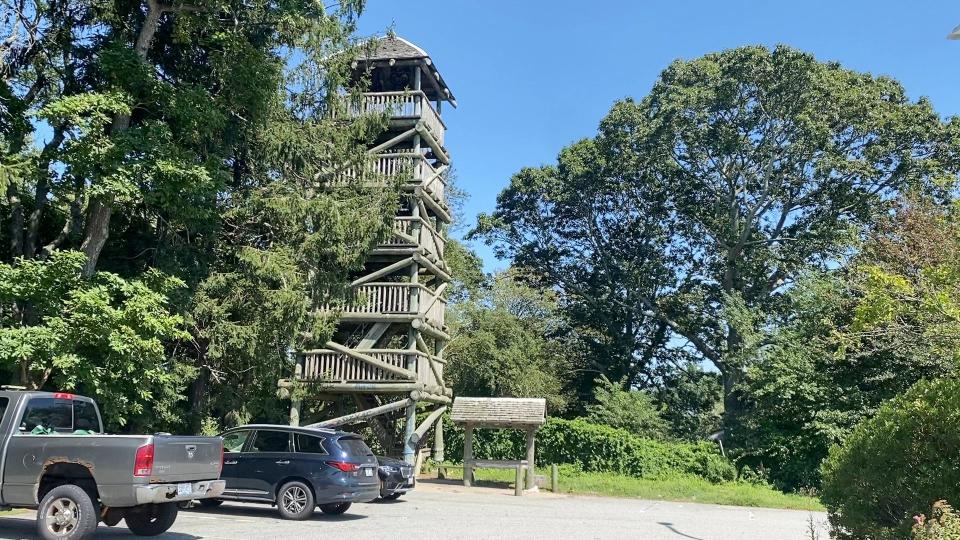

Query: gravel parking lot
left=0, top=480, right=828, bottom=540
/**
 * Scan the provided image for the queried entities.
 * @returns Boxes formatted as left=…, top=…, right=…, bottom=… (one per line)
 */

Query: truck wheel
left=37, top=484, right=99, bottom=540
left=319, top=502, right=351, bottom=515
left=277, top=481, right=314, bottom=520
left=124, top=503, right=178, bottom=536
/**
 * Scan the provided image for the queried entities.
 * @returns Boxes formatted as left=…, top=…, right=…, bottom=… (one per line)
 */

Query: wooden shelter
left=278, top=35, right=454, bottom=464
left=451, top=397, right=547, bottom=490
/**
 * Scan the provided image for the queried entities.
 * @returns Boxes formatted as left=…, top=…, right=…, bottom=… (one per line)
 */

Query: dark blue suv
left=206, top=424, right=380, bottom=520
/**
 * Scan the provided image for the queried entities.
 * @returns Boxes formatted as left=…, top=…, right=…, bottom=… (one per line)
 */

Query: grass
left=432, top=465, right=824, bottom=512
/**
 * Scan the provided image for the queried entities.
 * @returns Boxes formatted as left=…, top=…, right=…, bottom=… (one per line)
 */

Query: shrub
left=821, top=378, right=960, bottom=539
left=442, top=417, right=735, bottom=483
left=913, top=501, right=960, bottom=540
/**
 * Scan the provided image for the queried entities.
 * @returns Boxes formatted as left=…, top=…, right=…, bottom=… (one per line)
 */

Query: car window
left=20, top=397, right=73, bottom=434
left=337, top=436, right=373, bottom=456
left=222, top=430, right=250, bottom=453
left=73, top=400, right=101, bottom=433
left=294, top=434, right=327, bottom=454
left=249, top=430, right=290, bottom=452
left=0, top=398, right=8, bottom=426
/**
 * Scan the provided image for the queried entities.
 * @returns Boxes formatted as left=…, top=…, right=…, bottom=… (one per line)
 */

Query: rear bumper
left=134, top=480, right=226, bottom=505
left=317, top=482, right=379, bottom=505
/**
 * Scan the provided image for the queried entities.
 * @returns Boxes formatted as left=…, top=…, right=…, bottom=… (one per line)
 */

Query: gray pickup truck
left=0, top=389, right=226, bottom=540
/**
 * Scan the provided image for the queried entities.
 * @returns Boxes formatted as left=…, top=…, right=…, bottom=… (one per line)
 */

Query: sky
left=355, top=0, right=960, bottom=271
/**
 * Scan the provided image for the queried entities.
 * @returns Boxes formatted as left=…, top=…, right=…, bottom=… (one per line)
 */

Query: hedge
left=441, top=417, right=735, bottom=483
left=821, top=377, right=960, bottom=540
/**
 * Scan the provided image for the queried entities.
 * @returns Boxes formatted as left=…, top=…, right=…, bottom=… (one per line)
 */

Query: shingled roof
left=451, top=397, right=547, bottom=429
left=361, top=35, right=429, bottom=61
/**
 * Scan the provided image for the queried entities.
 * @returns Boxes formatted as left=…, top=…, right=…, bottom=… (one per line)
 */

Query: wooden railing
left=326, top=153, right=446, bottom=203
left=300, top=348, right=444, bottom=386
left=381, top=216, right=445, bottom=259
left=301, top=349, right=409, bottom=382
left=346, top=91, right=445, bottom=146
left=322, top=282, right=446, bottom=327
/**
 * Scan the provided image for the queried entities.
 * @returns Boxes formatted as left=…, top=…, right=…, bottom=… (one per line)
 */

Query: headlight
left=381, top=465, right=399, bottom=472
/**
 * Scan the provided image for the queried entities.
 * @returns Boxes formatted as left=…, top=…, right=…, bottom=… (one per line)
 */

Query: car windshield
left=337, top=436, right=373, bottom=456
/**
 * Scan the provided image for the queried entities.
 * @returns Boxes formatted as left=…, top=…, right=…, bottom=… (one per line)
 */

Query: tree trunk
left=78, top=0, right=164, bottom=277
left=7, top=184, right=23, bottom=259
left=721, top=369, right=743, bottom=421
left=79, top=197, right=112, bottom=277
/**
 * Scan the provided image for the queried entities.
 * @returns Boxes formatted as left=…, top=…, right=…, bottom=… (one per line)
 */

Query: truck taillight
left=326, top=461, right=360, bottom=473
left=219, top=445, right=224, bottom=474
left=53, top=392, right=74, bottom=400
left=134, top=443, right=155, bottom=477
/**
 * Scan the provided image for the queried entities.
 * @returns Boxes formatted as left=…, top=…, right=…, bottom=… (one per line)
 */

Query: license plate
left=364, top=468, right=373, bottom=477
left=177, top=483, right=193, bottom=497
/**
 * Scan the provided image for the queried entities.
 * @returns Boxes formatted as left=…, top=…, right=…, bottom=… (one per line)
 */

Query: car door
left=243, top=429, right=293, bottom=500
left=219, top=429, right=252, bottom=498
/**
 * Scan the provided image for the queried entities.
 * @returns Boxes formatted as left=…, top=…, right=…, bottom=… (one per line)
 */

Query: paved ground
left=0, top=480, right=828, bottom=539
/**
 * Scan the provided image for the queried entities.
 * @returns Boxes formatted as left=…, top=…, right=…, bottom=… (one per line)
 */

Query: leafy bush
left=442, top=417, right=735, bottom=483
left=821, top=378, right=960, bottom=539
left=585, top=376, right=671, bottom=439
left=914, top=501, right=960, bottom=540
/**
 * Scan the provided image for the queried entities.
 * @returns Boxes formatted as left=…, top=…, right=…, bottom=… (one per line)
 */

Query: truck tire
left=124, top=503, right=178, bottom=536
left=319, top=502, right=351, bottom=515
left=37, top=484, right=99, bottom=540
left=276, top=481, right=315, bottom=520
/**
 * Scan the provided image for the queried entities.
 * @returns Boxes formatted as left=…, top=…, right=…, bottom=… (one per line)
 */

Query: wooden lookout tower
left=284, top=36, right=455, bottom=464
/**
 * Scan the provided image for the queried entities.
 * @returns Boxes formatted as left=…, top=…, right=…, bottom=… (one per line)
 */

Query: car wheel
left=277, top=481, right=315, bottom=520
left=37, top=484, right=99, bottom=540
left=319, top=502, right=351, bottom=515
left=198, top=498, right=224, bottom=508
left=124, top=503, right=178, bottom=536
left=383, top=493, right=402, bottom=501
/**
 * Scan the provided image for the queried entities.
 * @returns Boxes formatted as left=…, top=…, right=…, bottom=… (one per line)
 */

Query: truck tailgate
left=150, top=435, right=222, bottom=483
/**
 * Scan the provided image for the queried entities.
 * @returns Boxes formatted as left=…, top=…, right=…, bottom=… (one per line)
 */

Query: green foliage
left=820, top=377, right=960, bottom=540
left=474, top=44, right=960, bottom=419
left=735, top=196, right=960, bottom=491
left=585, top=376, right=670, bottom=440
left=0, top=0, right=392, bottom=431
left=443, top=417, right=735, bottom=484
left=653, top=363, right=723, bottom=440
left=914, top=501, right=960, bottom=540
left=0, top=251, right=192, bottom=431
left=445, top=271, right=575, bottom=412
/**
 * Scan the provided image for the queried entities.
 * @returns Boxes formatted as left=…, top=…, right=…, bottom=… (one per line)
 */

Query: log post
left=433, top=415, right=445, bottom=463
left=525, top=429, right=536, bottom=489
left=551, top=463, right=559, bottom=492
left=463, top=422, right=474, bottom=487
left=289, top=356, right=303, bottom=426
left=515, top=463, right=523, bottom=497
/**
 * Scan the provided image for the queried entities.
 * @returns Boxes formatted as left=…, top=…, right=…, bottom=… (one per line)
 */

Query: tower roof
left=354, top=35, right=457, bottom=107
left=362, top=35, right=430, bottom=61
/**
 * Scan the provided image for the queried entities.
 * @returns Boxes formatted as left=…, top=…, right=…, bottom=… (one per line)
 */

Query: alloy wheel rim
left=44, top=498, right=79, bottom=537
left=282, top=486, right=308, bottom=514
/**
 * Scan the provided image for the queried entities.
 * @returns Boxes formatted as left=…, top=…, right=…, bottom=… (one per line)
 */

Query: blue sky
left=356, top=0, right=960, bottom=271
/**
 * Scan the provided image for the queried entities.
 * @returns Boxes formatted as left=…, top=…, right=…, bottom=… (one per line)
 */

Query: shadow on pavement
left=371, top=497, right=408, bottom=504
left=657, top=521, right=705, bottom=540
left=184, top=504, right=366, bottom=522
left=0, top=515, right=201, bottom=539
